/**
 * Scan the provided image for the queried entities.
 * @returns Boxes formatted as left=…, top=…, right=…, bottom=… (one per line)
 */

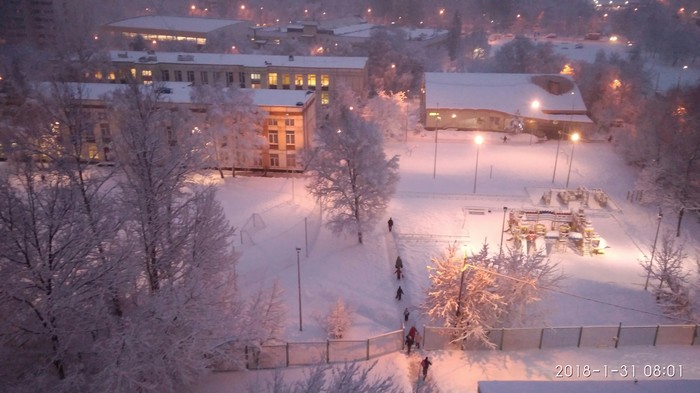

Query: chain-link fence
left=241, top=329, right=403, bottom=370
left=423, top=324, right=699, bottom=351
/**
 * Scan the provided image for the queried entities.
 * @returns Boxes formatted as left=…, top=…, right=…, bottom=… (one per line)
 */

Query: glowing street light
left=565, top=132, right=580, bottom=188
left=473, top=135, right=484, bottom=194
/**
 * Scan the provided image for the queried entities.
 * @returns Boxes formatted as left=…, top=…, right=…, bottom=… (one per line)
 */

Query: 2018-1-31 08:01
left=555, top=364, right=683, bottom=378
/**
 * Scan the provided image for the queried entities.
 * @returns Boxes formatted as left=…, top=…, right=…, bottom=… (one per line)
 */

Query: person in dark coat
left=408, top=325, right=417, bottom=339
left=395, top=286, right=404, bottom=300
left=502, top=135, right=508, bottom=143
left=395, top=256, right=403, bottom=269
left=421, top=357, right=432, bottom=380
left=404, top=307, right=410, bottom=322
left=405, top=334, right=414, bottom=354
left=395, top=266, right=402, bottom=280
left=388, top=217, right=394, bottom=232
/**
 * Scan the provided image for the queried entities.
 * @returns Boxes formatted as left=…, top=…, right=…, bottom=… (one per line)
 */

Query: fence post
left=286, top=343, right=289, bottom=367
left=538, top=328, right=544, bottom=349
left=694, top=325, right=699, bottom=346
left=366, top=338, right=370, bottom=360
left=653, top=325, right=660, bottom=346
left=615, top=322, right=622, bottom=348
left=245, top=345, right=249, bottom=369
left=326, top=340, right=330, bottom=363
left=499, top=328, right=504, bottom=350
left=577, top=326, right=583, bottom=347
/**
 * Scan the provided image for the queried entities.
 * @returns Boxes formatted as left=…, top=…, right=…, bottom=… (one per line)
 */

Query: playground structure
left=506, top=207, right=605, bottom=256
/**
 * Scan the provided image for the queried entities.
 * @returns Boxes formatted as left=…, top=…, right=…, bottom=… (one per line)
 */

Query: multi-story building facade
left=102, top=50, right=368, bottom=106
left=1, top=82, right=316, bottom=172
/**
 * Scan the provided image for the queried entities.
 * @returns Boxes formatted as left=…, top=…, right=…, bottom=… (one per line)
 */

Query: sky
left=184, top=128, right=700, bottom=392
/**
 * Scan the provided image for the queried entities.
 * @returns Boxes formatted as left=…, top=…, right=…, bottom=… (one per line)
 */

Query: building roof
left=37, top=82, right=315, bottom=108
left=105, top=16, right=246, bottom=34
left=110, top=50, right=368, bottom=70
left=424, top=72, right=593, bottom=123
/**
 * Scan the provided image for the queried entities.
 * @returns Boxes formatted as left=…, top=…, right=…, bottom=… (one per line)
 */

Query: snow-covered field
left=187, top=131, right=700, bottom=392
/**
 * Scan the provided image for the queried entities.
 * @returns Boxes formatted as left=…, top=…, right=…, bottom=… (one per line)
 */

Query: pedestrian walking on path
left=421, top=357, right=432, bottom=380
left=405, top=334, right=414, bottom=354
left=395, top=256, right=403, bottom=269
left=388, top=217, right=394, bottom=232
left=404, top=308, right=410, bottom=322
left=395, top=286, right=404, bottom=301
left=395, top=266, right=402, bottom=280
left=408, top=325, right=417, bottom=339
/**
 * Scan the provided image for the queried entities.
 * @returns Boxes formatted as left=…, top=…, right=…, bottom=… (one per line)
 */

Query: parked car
left=574, top=43, right=584, bottom=49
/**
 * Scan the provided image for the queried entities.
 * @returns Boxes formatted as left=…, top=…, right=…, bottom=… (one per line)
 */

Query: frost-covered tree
left=0, top=161, right=119, bottom=390
left=319, top=298, right=352, bottom=339
left=190, top=84, right=266, bottom=178
left=363, top=90, right=407, bottom=141
left=641, top=234, right=692, bottom=320
left=491, top=36, right=566, bottom=74
left=305, top=105, right=399, bottom=244
left=422, top=242, right=563, bottom=347
left=245, top=362, right=403, bottom=393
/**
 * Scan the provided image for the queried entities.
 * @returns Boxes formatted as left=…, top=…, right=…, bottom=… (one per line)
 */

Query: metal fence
left=423, top=324, right=700, bottom=351
left=241, top=329, right=404, bottom=370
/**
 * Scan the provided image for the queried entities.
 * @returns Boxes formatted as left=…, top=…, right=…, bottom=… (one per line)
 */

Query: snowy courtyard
left=189, top=131, right=700, bottom=392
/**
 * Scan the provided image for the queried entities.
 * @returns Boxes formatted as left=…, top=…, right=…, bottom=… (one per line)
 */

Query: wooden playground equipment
left=506, top=207, right=606, bottom=256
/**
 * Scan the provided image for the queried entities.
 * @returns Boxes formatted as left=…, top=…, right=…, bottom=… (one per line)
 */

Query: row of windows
left=267, top=118, right=295, bottom=126
left=155, top=69, right=329, bottom=90
left=269, top=153, right=296, bottom=168
left=268, top=130, right=296, bottom=150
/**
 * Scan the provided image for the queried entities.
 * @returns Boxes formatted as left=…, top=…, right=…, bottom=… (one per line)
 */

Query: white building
left=421, top=72, right=594, bottom=138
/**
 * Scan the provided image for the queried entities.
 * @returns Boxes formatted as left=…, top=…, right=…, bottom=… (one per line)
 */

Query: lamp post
left=433, top=115, right=440, bottom=179
left=473, top=135, right=484, bottom=194
left=644, top=211, right=663, bottom=291
left=530, top=100, right=540, bottom=144
left=553, top=92, right=576, bottom=183
left=565, top=132, right=580, bottom=189
left=676, top=65, right=688, bottom=89
left=499, top=206, right=508, bottom=259
left=296, top=247, right=303, bottom=331
left=456, top=246, right=469, bottom=317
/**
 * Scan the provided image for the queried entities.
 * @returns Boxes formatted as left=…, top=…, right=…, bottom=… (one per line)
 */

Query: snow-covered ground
left=187, top=131, right=700, bottom=392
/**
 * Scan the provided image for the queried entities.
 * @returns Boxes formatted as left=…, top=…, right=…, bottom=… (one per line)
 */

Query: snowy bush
left=319, top=298, right=353, bottom=339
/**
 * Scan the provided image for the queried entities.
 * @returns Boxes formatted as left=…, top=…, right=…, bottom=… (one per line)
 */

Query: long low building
left=100, top=50, right=368, bottom=106
left=421, top=72, right=594, bottom=138
left=3, top=82, right=315, bottom=172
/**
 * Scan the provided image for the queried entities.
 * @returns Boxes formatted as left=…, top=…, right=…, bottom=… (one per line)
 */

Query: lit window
left=295, top=74, right=303, bottom=89
left=307, top=74, right=316, bottom=90
left=142, top=70, right=152, bottom=84
left=282, top=74, right=291, bottom=88
left=130, top=68, right=136, bottom=78
left=321, top=92, right=329, bottom=105
left=268, top=72, right=278, bottom=88
left=321, top=74, right=329, bottom=90
left=251, top=73, right=261, bottom=81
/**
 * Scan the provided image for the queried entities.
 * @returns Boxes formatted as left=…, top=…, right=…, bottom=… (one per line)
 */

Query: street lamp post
left=644, top=211, right=663, bottom=291
left=553, top=92, right=576, bottom=183
left=473, top=135, right=484, bottom=194
left=498, top=206, right=508, bottom=259
left=296, top=247, right=303, bottom=331
left=565, top=132, right=580, bottom=189
left=433, top=115, right=440, bottom=179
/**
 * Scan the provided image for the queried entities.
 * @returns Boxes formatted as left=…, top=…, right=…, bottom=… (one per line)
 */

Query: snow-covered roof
left=424, top=72, right=592, bottom=123
left=110, top=50, right=368, bottom=70
left=36, top=82, right=314, bottom=108
left=105, top=16, right=246, bottom=34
